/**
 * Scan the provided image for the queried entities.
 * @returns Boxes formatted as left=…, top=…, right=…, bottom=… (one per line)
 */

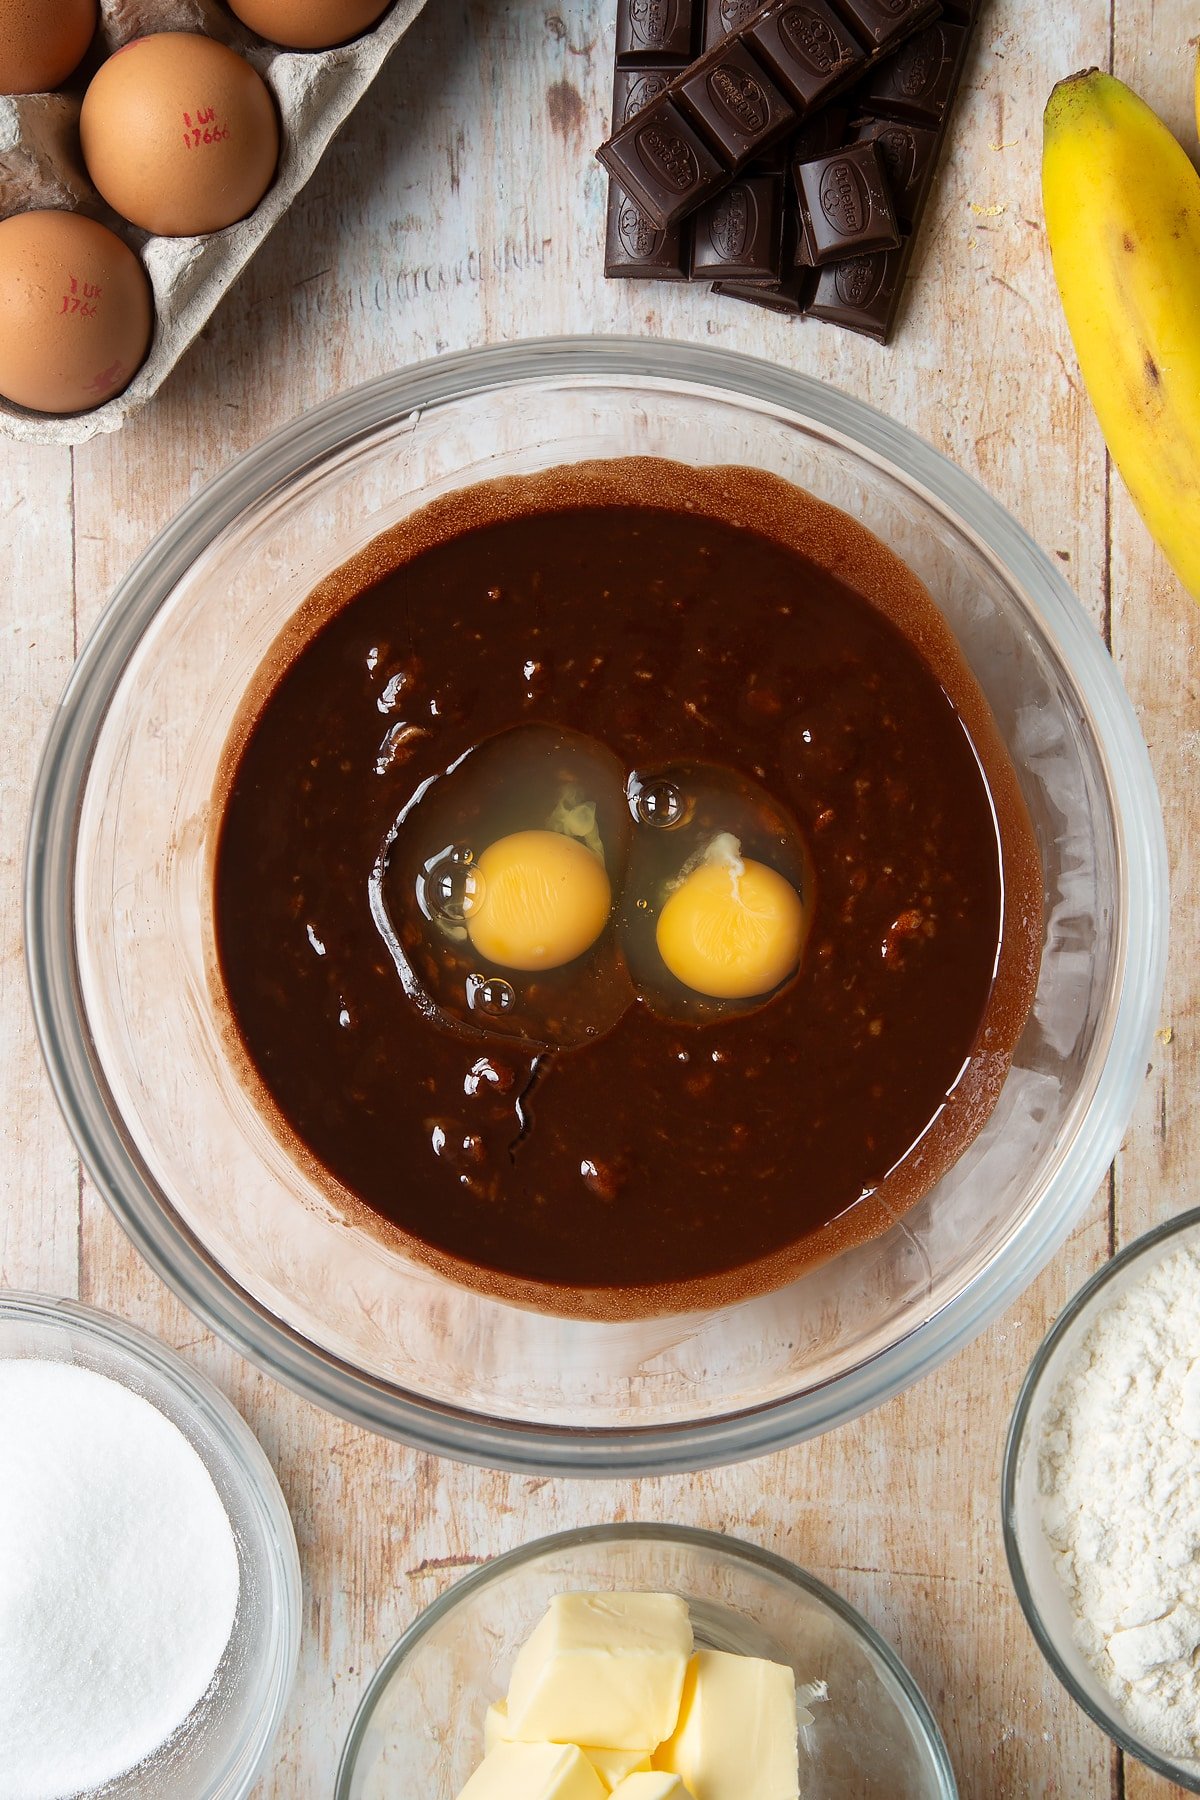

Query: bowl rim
left=332, top=1519, right=959, bottom=1799
left=1001, top=1205, right=1200, bottom=1790
left=24, top=334, right=1170, bottom=1475
left=0, top=1288, right=302, bottom=1799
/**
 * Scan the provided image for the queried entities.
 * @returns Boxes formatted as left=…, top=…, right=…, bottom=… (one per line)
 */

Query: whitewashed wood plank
left=1107, top=10, right=1199, bottom=1798
left=0, top=440, right=79, bottom=1296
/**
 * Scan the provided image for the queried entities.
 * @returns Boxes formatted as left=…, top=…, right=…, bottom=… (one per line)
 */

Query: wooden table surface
left=3, top=2, right=1198, bottom=1794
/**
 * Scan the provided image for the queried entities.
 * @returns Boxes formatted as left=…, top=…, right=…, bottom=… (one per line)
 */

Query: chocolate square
left=702, top=0, right=772, bottom=47
left=677, top=41, right=795, bottom=168
left=691, top=173, right=785, bottom=277
left=616, top=0, right=699, bottom=64
left=804, top=237, right=912, bottom=339
left=613, top=66, right=682, bottom=128
left=598, top=93, right=727, bottom=228
left=605, top=186, right=690, bottom=276
left=848, top=116, right=939, bottom=225
left=793, top=139, right=900, bottom=265
left=744, top=0, right=865, bottom=113
left=862, top=21, right=969, bottom=125
left=828, top=0, right=940, bottom=53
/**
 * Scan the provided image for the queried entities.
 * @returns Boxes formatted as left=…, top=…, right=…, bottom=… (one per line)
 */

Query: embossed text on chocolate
left=836, top=256, right=885, bottom=308
left=705, top=64, right=770, bottom=133
left=778, top=7, right=842, bottom=73
left=636, top=124, right=701, bottom=190
left=708, top=185, right=754, bottom=258
left=819, top=159, right=867, bottom=233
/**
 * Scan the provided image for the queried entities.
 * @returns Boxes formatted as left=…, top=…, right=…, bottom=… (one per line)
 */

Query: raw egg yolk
left=656, top=844, right=806, bottom=1000
left=466, top=830, right=612, bottom=972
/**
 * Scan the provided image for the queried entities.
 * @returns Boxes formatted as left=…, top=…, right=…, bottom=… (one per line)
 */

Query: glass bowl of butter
left=335, top=1523, right=957, bottom=1799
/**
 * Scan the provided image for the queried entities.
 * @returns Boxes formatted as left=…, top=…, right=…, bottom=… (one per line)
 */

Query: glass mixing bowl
left=26, top=338, right=1167, bottom=1474
left=0, top=1292, right=301, bottom=1799
left=335, top=1523, right=958, bottom=1799
left=1003, top=1209, right=1200, bottom=1791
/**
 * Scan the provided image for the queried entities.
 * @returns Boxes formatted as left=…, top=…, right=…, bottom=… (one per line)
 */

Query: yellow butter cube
left=584, top=1747, right=654, bottom=1789
left=655, top=1649, right=799, bottom=1800
left=483, top=1699, right=651, bottom=1792
left=506, top=1593, right=693, bottom=1750
left=610, top=1777, right=695, bottom=1798
left=455, top=1742, right=606, bottom=1800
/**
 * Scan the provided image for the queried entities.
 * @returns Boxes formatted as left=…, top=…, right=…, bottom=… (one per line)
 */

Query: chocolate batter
left=212, top=459, right=1042, bottom=1317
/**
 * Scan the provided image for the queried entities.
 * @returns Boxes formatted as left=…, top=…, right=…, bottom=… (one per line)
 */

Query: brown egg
left=225, top=0, right=391, bottom=50
left=80, top=33, right=279, bottom=236
left=0, top=210, right=153, bottom=413
left=0, top=0, right=97, bottom=95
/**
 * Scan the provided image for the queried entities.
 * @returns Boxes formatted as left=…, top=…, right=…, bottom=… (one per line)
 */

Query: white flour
left=1038, top=1240, right=1200, bottom=1762
left=0, top=1359, right=241, bottom=1800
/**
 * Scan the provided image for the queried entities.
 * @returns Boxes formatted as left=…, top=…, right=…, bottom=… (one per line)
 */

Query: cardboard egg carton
left=0, top=0, right=429, bottom=444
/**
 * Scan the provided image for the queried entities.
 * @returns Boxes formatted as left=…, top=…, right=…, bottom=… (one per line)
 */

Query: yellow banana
left=1042, top=69, right=1200, bottom=600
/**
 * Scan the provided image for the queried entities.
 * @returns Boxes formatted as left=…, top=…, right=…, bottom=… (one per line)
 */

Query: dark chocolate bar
left=788, top=11, right=970, bottom=335
left=597, top=0, right=939, bottom=231
left=691, top=174, right=785, bottom=278
left=606, top=0, right=978, bottom=342
left=752, top=8, right=971, bottom=335
left=793, top=139, right=900, bottom=264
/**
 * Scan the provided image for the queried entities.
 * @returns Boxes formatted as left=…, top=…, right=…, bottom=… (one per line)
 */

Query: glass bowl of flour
left=1003, top=1207, right=1200, bottom=1789
left=0, top=1292, right=301, bottom=1800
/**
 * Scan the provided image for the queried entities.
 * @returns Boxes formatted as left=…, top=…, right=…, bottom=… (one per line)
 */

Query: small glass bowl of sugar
left=1003, top=1207, right=1200, bottom=1792
left=0, top=1292, right=301, bottom=1800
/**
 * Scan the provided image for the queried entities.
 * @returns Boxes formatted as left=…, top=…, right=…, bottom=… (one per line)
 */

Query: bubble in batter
left=627, top=773, right=691, bottom=831
left=424, top=844, right=483, bottom=927
left=372, top=724, right=634, bottom=1050
left=619, top=760, right=814, bottom=1021
left=466, top=973, right=517, bottom=1018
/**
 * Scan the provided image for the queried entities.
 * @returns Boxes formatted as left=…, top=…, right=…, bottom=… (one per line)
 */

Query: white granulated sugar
left=1038, top=1241, right=1200, bottom=1762
left=0, top=1359, right=241, bottom=1800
